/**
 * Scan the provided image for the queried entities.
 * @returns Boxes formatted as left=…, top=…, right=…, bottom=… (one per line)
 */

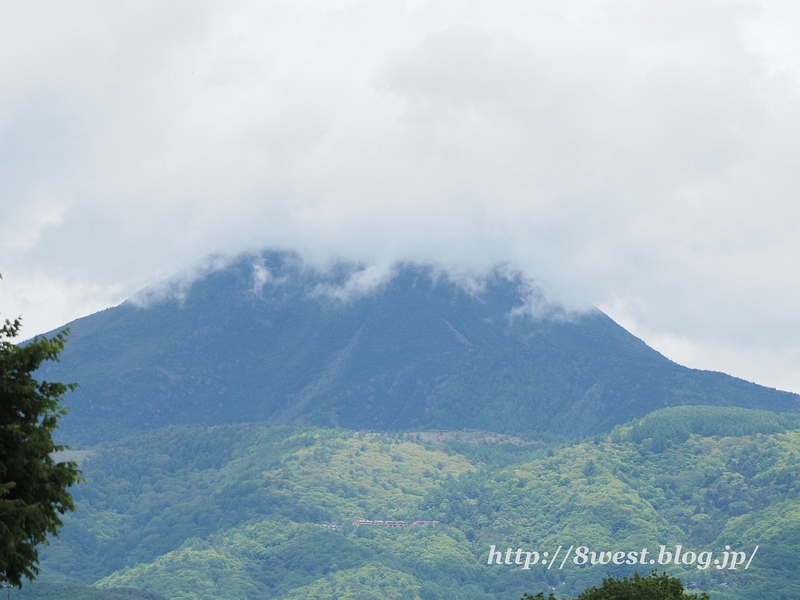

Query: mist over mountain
left=38, top=251, right=800, bottom=445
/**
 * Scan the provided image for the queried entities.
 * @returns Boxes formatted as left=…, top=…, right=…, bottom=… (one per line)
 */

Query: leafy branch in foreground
left=1, top=302, right=81, bottom=587
left=522, top=571, right=710, bottom=600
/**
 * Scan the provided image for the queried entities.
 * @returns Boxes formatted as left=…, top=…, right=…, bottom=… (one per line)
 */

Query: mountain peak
left=38, top=250, right=800, bottom=445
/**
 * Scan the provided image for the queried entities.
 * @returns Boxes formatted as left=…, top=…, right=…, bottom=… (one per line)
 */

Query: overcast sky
left=1, top=0, right=800, bottom=392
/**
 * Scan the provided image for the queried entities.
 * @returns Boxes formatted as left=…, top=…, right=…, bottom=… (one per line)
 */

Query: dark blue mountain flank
left=37, top=251, right=800, bottom=444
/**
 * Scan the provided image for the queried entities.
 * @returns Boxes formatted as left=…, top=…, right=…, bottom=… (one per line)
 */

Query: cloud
left=128, top=252, right=235, bottom=308
left=309, top=263, right=398, bottom=303
left=1, top=0, right=800, bottom=391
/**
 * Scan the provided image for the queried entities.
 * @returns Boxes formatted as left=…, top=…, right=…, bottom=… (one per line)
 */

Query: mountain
left=37, top=408, right=800, bottom=599
left=36, top=250, right=800, bottom=445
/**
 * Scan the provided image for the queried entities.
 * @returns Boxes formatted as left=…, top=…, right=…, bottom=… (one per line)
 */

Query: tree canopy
left=522, top=572, right=710, bottom=600
left=1, top=306, right=81, bottom=587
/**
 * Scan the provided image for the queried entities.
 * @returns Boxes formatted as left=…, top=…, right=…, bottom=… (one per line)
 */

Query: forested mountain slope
left=14, top=583, right=167, bottom=600
left=36, top=251, right=800, bottom=445
left=37, top=407, right=800, bottom=599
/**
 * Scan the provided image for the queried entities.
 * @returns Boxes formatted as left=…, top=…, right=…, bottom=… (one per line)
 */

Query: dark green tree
left=521, top=571, right=710, bottom=600
left=1, top=299, right=81, bottom=587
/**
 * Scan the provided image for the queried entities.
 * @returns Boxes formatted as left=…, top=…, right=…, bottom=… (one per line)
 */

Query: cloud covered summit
left=2, top=0, right=800, bottom=391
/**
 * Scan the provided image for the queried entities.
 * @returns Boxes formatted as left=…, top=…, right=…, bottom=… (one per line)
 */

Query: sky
left=1, top=0, right=800, bottom=392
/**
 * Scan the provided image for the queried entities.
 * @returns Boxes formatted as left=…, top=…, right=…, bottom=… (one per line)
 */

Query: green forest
left=23, top=406, right=800, bottom=599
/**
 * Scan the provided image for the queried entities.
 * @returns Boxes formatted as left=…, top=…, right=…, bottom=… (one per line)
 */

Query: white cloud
left=1, top=0, right=800, bottom=391
left=128, top=252, right=235, bottom=308
left=309, top=263, right=398, bottom=303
